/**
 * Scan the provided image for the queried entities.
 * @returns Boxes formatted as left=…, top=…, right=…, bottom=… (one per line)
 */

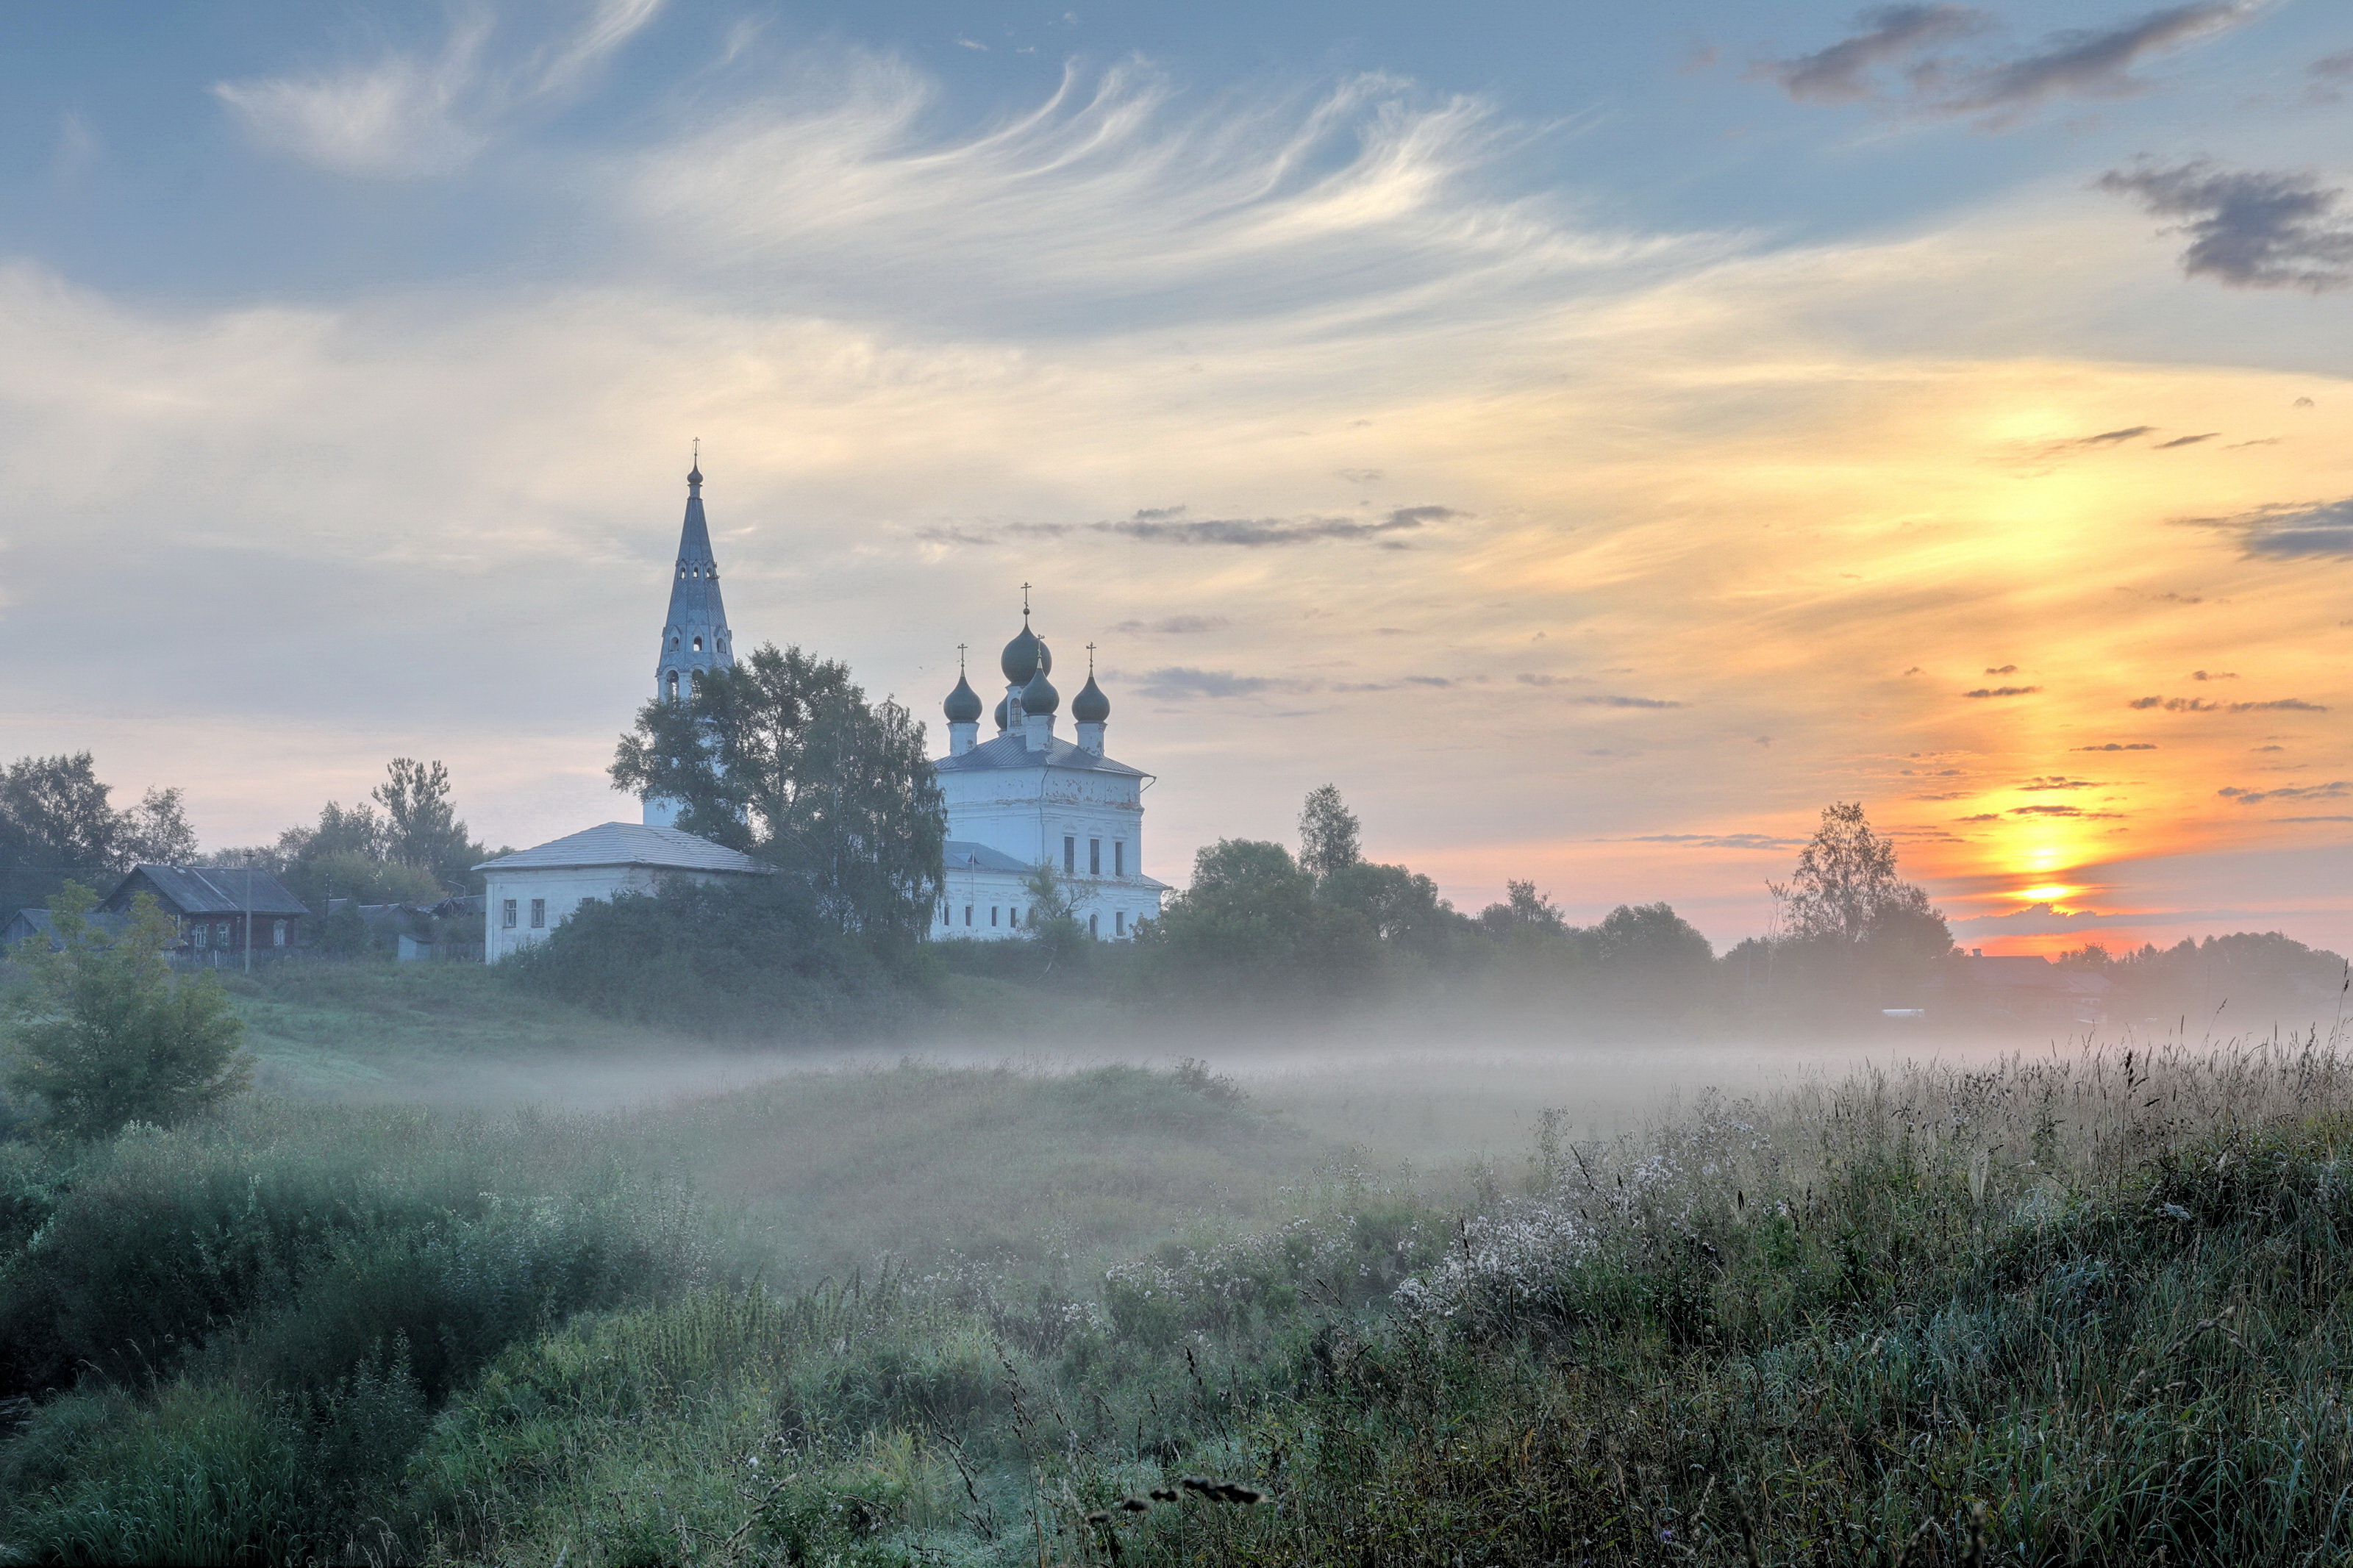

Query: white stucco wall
left=932, top=862, right=1160, bottom=942
left=483, top=864, right=753, bottom=962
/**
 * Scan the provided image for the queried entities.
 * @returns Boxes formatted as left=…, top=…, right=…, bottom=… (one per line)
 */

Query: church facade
left=932, top=612, right=1167, bottom=941
left=626, top=461, right=1166, bottom=942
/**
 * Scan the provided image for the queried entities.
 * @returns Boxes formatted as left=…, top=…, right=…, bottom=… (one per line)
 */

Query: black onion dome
left=1072, top=674, right=1110, bottom=723
left=993, top=695, right=1010, bottom=731
left=943, top=673, right=982, bottom=723
left=1021, top=667, right=1060, bottom=716
left=1001, top=623, right=1043, bottom=684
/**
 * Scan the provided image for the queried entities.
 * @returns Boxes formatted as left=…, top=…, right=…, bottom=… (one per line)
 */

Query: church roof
left=663, top=470, right=729, bottom=642
left=933, top=733, right=1148, bottom=778
left=941, top=840, right=1035, bottom=873
left=475, top=823, right=773, bottom=876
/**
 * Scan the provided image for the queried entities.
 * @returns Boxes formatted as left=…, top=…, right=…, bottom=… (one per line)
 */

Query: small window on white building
left=666, top=671, right=680, bottom=700
left=692, top=635, right=704, bottom=651
left=502, top=899, right=518, bottom=929
left=1088, top=913, right=1099, bottom=938
left=1063, top=836, right=1076, bottom=873
left=990, top=906, right=999, bottom=927
left=1010, top=907, right=1020, bottom=928
left=964, top=905, right=973, bottom=926
left=530, top=899, right=546, bottom=929
left=1115, top=841, right=1125, bottom=877
left=1115, top=910, right=1126, bottom=936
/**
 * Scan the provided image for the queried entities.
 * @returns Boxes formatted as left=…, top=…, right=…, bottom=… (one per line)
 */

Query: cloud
left=1626, top=833, right=1804, bottom=851
left=2190, top=669, right=2236, bottom=679
left=1985, top=663, right=2017, bottom=674
left=1949, top=901, right=2149, bottom=934
left=1757, top=4, right=2256, bottom=124
left=2069, top=425, right=2156, bottom=447
left=2008, top=803, right=2125, bottom=817
left=914, top=526, right=996, bottom=546
left=2074, top=742, right=2158, bottom=751
left=2212, top=497, right=2353, bottom=559
left=1131, top=666, right=1284, bottom=700
left=2098, top=161, right=2353, bottom=293
left=2218, top=781, right=2353, bottom=805
left=213, top=0, right=664, bottom=176
left=1110, top=615, right=1229, bottom=634
left=2017, top=776, right=2104, bottom=790
left=1963, top=684, right=2040, bottom=697
left=1571, top=694, right=1685, bottom=709
left=1094, top=504, right=1457, bottom=547
left=2155, top=432, right=2218, bottom=448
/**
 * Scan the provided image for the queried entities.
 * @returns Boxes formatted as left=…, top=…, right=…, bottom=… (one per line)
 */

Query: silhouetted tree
left=1138, top=838, right=1379, bottom=1004
left=0, top=754, right=198, bottom=923
left=1298, top=784, right=1362, bottom=881
left=372, top=759, right=484, bottom=889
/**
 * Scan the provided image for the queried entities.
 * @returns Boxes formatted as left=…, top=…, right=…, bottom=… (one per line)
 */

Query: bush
left=507, top=874, right=916, bottom=1040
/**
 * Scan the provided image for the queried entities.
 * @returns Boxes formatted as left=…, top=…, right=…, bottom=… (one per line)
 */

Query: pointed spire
left=688, top=437, right=702, bottom=493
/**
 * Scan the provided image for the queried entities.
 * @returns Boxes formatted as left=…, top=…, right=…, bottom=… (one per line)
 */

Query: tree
left=1019, top=862, right=1093, bottom=967
left=611, top=643, right=947, bottom=949
left=0, top=754, right=198, bottom=923
left=1478, top=880, right=1565, bottom=935
left=1138, top=838, right=1380, bottom=1003
left=4, top=881, right=250, bottom=1140
left=372, top=759, right=482, bottom=889
left=1320, top=859, right=1458, bottom=959
left=1298, top=784, right=1362, bottom=881
left=1782, top=802, right=1947, bottom=951
left=1590, top=902, right=1714, bottom=977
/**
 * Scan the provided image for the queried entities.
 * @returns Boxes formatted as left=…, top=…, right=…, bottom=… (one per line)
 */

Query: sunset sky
left=4, top=1, right=2352, bottom=955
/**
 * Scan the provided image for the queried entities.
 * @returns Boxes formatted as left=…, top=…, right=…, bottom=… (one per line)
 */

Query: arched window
left=692, top=635, right=704, bottom=651
left=669, top=635, right=679, bottom=649
left=1088, top=913, right=1099, bottom=938
left=665, top=670, right=679, bottom=700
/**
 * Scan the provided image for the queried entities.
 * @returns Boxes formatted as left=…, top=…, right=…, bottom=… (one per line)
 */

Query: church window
left=1115, top=911, right=1126, bottom=936
left=1088, top=913, right=1099, bottom=938
left=670, top=635, right=679, bottom=649
left=1063, top=837, right=1075, bottom=873
left=1089, top=839, right=1101, bottom=875
left=666, top=671, right=680, bottom=700
left=530, top=899, right=546, bottom=929
left=1114, top=841, right=1126, bottom=877
left=963, top=905, right=973, bottom=927
left=693, top=635, right=704, bottom=651
left=502, top=900, right=517, bottom=929
left=1010, top=907, right=1020, bottom=928
left=990, top=906, right=999, bottom=927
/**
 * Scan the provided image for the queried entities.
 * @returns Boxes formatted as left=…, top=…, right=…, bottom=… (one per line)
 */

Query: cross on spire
left=957, top=642, right=968, bottom=672
left=1021, top=581, right=1032, bottom=619
left=1087, top=640, right=1097, bottom=673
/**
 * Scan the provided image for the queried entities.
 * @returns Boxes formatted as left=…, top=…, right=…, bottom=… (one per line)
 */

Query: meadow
left=7, top=965, right=2353, bottom=1564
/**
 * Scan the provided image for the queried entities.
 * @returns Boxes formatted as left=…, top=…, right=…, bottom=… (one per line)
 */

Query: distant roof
left=474, top=822, right=774, bottom=876
left=938, top=840, right=1169, bottom=891
left=104, top=865, right=310, bottom=918
left=935, top=732, right=1146, bottom=778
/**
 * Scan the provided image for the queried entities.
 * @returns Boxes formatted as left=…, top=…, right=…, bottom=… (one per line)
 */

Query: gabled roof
left=934, top=732, right=1147, bottom=778
left=474, top=822, right=773, bottom=876
left=104, top=865, right=310, bottom=918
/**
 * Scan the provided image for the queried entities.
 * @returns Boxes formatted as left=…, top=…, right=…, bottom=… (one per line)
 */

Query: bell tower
left=646, top=446, right=736, bottom=827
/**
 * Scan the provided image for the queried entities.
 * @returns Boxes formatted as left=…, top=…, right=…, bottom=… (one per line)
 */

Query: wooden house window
left=529, top=899, right=546, bottom=929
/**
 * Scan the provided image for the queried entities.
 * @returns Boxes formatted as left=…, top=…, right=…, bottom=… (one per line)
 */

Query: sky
left=4, top=0, right=2352, bottom=956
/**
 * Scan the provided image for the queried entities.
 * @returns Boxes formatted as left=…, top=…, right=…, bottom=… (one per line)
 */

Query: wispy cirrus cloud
left=2130, top=693, right=2329, bottom=712
left=2198, top=497, right=2353, bottom=558
left=2099, top=161, right=2353, bottom=293
left=1755, top=3, right=2259, bottom=126
left=214, top=0, right=664, bottom=176
left=2219, top=781, right=2353, bottom=806
left=1099, top=505, right=1457, bottom=548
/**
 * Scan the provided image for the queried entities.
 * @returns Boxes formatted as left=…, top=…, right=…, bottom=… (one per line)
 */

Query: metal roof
left=938, top=840, right=1169, bottom=891
left=933, top=732, right=1147, bottom=778
left=474, top=822, right=774, bottom=876
left=104, top=865, right=311, bottom=918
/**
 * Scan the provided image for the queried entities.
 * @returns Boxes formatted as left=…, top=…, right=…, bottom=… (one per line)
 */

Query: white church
left=478, top=462, right=1164, bottom=959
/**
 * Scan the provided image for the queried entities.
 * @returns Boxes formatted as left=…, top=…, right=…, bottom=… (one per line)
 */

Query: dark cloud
left=1985, top=663, right=2018, bottom=674
left=2190, top=669, right=2236, bottom=680
left=2309, top=47, right=2353, bottom=102
left=1131, top=666, right=1282, bottom=701
left=1963, top=684, right=2041, bottom=698
left=2098, top=161, right=2353, bottom=293
left=2218, top=781, right=2353, bottom=806
left=2074, top=742, right=2158, bottom=751
left=1957, top=812, right=2003, bottom=822
left=1759, top=4, right=2253, bottom=123
left=2211, top=496, right=2353, bottom=559
left=2074, top=426, right=2156, bottom=446
left=2155, top=432, right=2219, bottom=448
left=2235, top=698, right=2328, bottom=712
left=1095, top=504, right=1460, bottom=548
left=1110, top=615, right=1229, bottom=634
left=2018, top=776, right=2104, bottom=791
left=1759, top=4, right=1993, bottom=104
left=914, top=526, right=998, bottom=546
left=2010, top=803, right=2124, bottom=817
left=2129, top=694, right=2326, bottom=712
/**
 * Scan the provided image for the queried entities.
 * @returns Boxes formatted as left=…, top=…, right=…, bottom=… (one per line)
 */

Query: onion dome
left=1072, top=673, right=1110, bottom=723
left=1021, top=667, right=1060, bottom=716
left=993, top=694, right=1010, bottom=731
left=943, top=673, right=982, bottom=723
left=1001, top=623, right=1044, bottom=684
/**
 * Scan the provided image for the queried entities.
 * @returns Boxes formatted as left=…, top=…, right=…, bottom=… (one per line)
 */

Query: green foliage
left=1296, top=783, right=1361, bottom=881
left=371, top=757, right=485, bottom=890
left=1781, top=798, right=1951, bottom=951
left=1137, top=839, right=1381, bottom=1006
left=507, top=873, right=913, bottom=1040
left=0, top=752, right=193, bottom=923
left=268, top=762, right=490, bottom=906
left=613, top=642, right=948, bottom=948
left=5, top=882, right=250, bottom=1141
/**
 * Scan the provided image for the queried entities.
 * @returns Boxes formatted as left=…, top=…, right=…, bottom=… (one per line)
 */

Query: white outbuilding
left=476, top=821, right=771, bottom=962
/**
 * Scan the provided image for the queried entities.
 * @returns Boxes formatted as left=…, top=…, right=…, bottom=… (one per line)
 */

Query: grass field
left=13, top=959, right=2353, bottom=1564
